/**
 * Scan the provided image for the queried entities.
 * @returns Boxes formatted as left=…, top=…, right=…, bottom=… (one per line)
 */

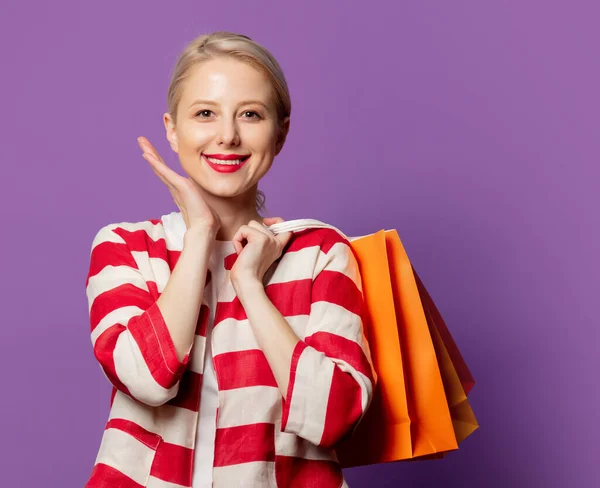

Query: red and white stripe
left=84, top=212, right=375, bottom=487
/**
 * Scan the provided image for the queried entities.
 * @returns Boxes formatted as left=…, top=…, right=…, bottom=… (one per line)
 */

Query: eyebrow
left=189, top=99, right=269, bottom=109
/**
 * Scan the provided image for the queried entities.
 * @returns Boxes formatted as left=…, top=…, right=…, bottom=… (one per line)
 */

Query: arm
left=237, top=233, right=376, bottom=448
left=86, top=223, right=215, bottom=406
left=236, top=281, right=299, bottom=397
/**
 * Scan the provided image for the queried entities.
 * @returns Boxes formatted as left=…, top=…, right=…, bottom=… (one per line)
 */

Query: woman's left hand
left=230, top=217, right=293, bottom=293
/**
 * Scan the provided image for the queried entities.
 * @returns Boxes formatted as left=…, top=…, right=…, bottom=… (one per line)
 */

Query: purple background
left=1, top=1, right=598, bottom=486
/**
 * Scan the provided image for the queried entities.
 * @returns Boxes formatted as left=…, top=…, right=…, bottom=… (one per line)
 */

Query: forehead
left=180, top=57, right=273, bottom=106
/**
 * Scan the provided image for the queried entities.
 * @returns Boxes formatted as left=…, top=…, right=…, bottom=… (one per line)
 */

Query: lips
left=202, top=154, right=250, bottom=173
left=203, top=153, right=250, bottom=160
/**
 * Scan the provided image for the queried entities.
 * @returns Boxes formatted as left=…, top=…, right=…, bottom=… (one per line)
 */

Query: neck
left=198, top=185, right=264, bottom=241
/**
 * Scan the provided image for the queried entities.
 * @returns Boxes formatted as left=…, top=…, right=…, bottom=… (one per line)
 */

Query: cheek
left=245, top=124, right=278, bottom=148
left=178, top=125, right=211, bottom=150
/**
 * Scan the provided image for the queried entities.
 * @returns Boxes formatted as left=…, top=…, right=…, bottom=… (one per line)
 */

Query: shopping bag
left=267, top=220, right=478, bottom=467
left=414, top=270, right=479, bottom=445
left=337, top=229, right=461, bottom=467
left=414, top=269, right=475, bottom=396
left=337, top=229, right=417, bottom=466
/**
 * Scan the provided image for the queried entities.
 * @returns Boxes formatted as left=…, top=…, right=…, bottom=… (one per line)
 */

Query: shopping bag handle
left=266, top=218, right=378, bottom=242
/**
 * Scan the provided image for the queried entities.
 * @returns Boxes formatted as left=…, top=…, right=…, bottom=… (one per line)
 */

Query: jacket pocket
left=88, top=419, right=162, bottom=487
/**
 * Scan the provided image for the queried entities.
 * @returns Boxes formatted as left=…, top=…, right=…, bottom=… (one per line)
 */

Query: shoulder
left=91, top=211, right=184, bottom=253
left=285, top=219, right=352, bottom=255
left=283, top=220, right=361, bottom=288
left=91, top=218, right=163, bottom=250
left=278, top=219, right=357, bottom=281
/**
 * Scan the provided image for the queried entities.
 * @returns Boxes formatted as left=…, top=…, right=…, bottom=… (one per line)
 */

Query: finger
left=232, top=225, right=250, bottom=254
left=233, top=225, right=264, bottom=242
left=248, top=219, right=274, bottom=236
left=143, top=153, right=175, bottom=189
left=138, top=136, right=166, bottom=164
left=137, top=137, right=184, bottom=186
left=138, top=137, right=159, bottom=160
left=232, top=224, right=267, bottom=253
left=143, top=152, right=187, bottom=191
left=143, top=154, right=177, bottom=194
left=148, top=162, right=183, bottom=212
left=262, top=216, right=285, bottom=225
left=275, top=230, right=293, bottom=249
left=260, top=217, right=291, bottom=248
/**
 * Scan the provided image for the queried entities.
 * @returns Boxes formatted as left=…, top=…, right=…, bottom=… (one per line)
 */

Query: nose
left=216, top=117, right=240, bottom=146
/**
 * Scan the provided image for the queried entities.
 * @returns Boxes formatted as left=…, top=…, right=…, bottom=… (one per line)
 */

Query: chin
left=202, top=181, right=248, bottom=199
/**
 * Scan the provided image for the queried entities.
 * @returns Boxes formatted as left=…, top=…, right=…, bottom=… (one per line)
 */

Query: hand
left=230, top=217, right=293, bottom=291
left=137, top=136, right=221, bottom=234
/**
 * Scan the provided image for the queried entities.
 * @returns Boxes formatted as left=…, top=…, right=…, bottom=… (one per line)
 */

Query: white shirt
left=192, top=240, right=235, bottom=487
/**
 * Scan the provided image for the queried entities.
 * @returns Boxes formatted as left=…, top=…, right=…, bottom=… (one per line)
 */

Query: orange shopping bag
left=267, top=220, right=478, bottom=467
left=414, top=270, right=479, bottom=446
left=337, top=229, right=463, bottom=467
left=414, top=270, right=475, bottom=395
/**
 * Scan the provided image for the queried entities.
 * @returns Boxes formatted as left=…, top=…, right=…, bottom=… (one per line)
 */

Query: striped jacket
left=84, top=211, right=376, bottom=487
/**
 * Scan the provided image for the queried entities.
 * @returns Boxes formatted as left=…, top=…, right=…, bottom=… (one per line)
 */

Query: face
left=164, top=57, right=290, bottom=200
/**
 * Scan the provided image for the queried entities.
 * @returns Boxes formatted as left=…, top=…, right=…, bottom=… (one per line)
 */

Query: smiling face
left=164, top=57, right=289, bottom=201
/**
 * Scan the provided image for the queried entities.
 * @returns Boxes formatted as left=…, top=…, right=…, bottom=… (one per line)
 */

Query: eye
left=242, top=111, right=261, bottom=119
left=195, top=110, right=213, bottom=118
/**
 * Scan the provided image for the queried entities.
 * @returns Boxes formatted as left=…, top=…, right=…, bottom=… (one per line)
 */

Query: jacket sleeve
left=85, top=223, right=191, bottom=407
left=281, top=232, right=377, bottom=448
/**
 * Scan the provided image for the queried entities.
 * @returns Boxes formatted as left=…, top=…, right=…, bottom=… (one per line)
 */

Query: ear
left=163, top=112, right=179, bottom=153
left=275, top=116, right=291, bottom=156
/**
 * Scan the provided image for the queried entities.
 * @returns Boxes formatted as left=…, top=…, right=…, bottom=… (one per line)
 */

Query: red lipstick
left=202, top=154, right=250, bottom=173
left=203, top=153, right=250, bottom=160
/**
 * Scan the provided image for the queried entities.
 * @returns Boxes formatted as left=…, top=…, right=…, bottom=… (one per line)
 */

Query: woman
left=85, top=31, right=376, bottom=487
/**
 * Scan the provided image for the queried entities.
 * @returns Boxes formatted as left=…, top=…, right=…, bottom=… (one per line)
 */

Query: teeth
left=206, top=156, right=245, bottom=165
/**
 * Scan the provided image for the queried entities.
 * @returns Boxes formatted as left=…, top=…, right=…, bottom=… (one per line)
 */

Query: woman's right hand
left=137, top=136, right=221, bottom=235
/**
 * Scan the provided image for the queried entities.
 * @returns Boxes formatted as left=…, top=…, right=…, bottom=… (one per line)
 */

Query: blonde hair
left=166, top=31, right=292, bottom=216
